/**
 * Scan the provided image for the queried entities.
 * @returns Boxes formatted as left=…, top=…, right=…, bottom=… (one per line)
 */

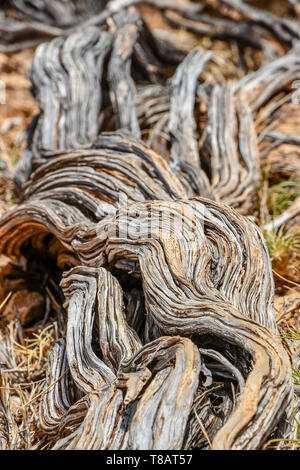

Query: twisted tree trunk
left=0, top=0, right=298, bottom=450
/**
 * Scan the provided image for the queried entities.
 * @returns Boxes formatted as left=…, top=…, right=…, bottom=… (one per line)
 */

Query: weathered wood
left=167, top=48, right=214, bottom=198
left=201, top=83, right=259, bottom=213
left=10, top=0, right=104, bottom=27
left=201, top=0, right=300, bottom=46
left=0, top=0, right=298, bottom=451
left=164, top=10, right=271, bottom=52
left=108, top=9, right=141, bottom=138
left=235, top=46, right=300, bottom=112
left=0, top=183, right=292, bottom=448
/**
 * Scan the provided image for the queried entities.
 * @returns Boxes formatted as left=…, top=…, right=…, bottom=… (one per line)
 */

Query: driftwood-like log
left=201, top=84, right=259, bottom=214
left=0, top=0, right=298, bottom=451
left=14, top=7, right=185, bottom=188
left=39, top=338, right=83, bottom=436
left=201, top=0, right=300, bottom=46
left=167, top=48, right=213, bottom=199
left=30, top=30, right=112, bottom=153
left=235, top=46, right=300, bottom=112
left=0, top=144, right=293, bottom=448
left=108, top=9, right=141, bottom=138
left=10, top=0, right=104, bottom=27
left=0, top=1, right=108, bottom=52
left=164, top=10, right=274, bottom=53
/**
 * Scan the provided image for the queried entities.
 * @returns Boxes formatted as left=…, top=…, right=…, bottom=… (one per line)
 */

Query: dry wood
left=201, top=0, right=300, bottom=46
left=0, top=0, right=299, bottom=451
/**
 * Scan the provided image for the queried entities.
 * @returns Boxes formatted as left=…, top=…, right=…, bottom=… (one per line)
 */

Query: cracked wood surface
left=0, top=0, right=298, bottom=451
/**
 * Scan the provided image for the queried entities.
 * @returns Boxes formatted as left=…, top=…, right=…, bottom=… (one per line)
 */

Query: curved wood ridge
left=0, top=0, right=298, bottom=450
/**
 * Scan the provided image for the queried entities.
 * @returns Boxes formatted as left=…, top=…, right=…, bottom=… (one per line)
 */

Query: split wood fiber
left=0, top=0, right=299, bottom=450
